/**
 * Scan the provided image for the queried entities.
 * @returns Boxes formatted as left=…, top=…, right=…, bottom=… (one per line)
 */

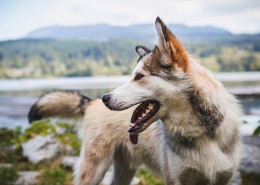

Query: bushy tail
left=28, top=90, right=92, bottom=123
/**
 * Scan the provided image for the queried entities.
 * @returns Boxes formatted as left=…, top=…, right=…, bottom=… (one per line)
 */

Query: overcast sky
left=0, top=0, right=260, bottom=41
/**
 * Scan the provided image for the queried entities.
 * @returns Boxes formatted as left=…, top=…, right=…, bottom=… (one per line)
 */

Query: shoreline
left=0, top=72, right=259, bottom=94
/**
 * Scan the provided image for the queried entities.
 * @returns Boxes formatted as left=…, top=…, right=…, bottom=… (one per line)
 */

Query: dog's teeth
left=148, top=103, right=154, bottom=110
left=129, top=123, right=134, bottom=127
left=142, top=113, right=146, bottom=117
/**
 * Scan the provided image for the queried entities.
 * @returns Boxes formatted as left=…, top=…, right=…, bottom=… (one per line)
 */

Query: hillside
left=0, top=23, right=259, bottom=79
left=26, top=23, right=231, bottom=41
left=0, top=34, right=259, bottom=79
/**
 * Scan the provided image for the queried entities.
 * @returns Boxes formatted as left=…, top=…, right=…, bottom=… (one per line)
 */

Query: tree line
left=0, top=35, right=259, bottom=79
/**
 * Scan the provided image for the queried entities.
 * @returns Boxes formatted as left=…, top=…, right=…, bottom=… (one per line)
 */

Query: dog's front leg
left=74, top=144, right=112, bottom=185
left=110, top=145, right=137, bottom=185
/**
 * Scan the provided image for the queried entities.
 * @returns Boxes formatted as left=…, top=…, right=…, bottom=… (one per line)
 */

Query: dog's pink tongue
left=129, top=134, right=139, bottom=145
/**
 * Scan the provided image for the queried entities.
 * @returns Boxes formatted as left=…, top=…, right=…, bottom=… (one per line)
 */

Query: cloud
left=0, top=0, right=259, bottom=40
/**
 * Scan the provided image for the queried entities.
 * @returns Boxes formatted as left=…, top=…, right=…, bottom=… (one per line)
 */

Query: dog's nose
left=102, top=94, right=111, bottom=104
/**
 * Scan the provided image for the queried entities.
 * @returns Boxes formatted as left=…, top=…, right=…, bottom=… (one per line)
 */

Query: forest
left=0, top=35, right=259, bottom=79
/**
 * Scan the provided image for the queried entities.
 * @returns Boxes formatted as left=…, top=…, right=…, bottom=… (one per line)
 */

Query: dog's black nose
left=102, top=94, right=111, bottom=104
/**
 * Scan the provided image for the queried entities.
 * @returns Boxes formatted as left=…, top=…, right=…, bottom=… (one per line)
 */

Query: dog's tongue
left=129, top=134, right=139, bottom=145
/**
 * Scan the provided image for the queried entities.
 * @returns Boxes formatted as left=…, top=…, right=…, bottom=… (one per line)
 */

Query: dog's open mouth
left=129, top=100, right=160, bottom=145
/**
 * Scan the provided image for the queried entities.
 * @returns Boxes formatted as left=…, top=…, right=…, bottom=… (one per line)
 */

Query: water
left=0, top=89, right=112, bottom=129
left=0, top=73, right=259, bottom=129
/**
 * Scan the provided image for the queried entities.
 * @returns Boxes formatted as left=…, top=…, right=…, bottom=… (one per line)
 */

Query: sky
left=0, top=0, right=260, bottom=41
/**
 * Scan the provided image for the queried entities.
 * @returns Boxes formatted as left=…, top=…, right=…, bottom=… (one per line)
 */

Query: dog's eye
left=134, top=73, right=144, bottom=81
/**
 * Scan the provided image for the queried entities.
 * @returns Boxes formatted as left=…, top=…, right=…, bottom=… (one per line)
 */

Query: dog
left=28, top=17, right=241, bottom=185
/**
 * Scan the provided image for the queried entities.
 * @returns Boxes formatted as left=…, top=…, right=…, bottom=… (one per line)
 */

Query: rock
left=61, top=156, right=79, bottom=168
left=229, top=136, right=260, bottom=185
left=0, top=163, right=12, bottom=168
left=22, top=135, right=61, bottom=163
left=240, top=144, right=260, bottom=173
left=235, top=137, right=260, bottom=184
left=15, top=171, right=40, bottom=185
left=240, top=115, right=260, bottom=136
left=100, top=170, right=140, bottom=185
left=243, top=136, right=260, bottom=147
left=61, top=159, right=140, bottom=184
left=230, top=171, right=242, bottom=185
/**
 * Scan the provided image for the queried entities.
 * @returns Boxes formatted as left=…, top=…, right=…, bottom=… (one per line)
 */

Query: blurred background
left=0, top=0, right=259, bottom=185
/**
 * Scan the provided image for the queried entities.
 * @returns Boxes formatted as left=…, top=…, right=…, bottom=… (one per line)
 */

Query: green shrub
left=0, top=167, right=19, bottom=185
left=38, top=167, right=72, bottom=185
left=0, top=127, right=23, bottom=163
left=19, top=119, right=56, bottom=143
left=0, top=127, right=21, bottom=148
left=253, top=126, right=260, bottom=136
left=137, top=168, right=164, bottom=185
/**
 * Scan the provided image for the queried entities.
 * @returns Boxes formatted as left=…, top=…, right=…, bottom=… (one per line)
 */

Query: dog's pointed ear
left=155, top=17, right=189, bottom=71
left=155, top=17, right=171, bottom=51
left=135, top=46, right=150, bottom=57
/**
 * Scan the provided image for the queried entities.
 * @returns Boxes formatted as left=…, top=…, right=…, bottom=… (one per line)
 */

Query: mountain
left=26, top=23, right=232, bottom=41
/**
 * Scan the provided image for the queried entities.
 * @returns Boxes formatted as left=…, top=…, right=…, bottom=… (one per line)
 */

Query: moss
left=0, top=167, right=19, bottom=185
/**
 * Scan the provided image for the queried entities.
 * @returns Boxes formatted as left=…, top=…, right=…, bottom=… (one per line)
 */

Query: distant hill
left=26, top=23, right=232, bottom=41
left=1, top=23, right=259, bottom=79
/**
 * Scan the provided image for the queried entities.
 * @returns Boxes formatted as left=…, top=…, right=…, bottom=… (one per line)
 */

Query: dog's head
left=102, top=17, right=192, bottom=144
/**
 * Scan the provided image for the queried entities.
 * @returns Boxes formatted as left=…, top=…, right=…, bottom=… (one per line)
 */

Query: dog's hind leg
left=110, top=145, right=138, bottom=185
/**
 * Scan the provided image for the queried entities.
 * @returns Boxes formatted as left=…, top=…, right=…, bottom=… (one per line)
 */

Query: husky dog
left=28, top=17, right=241, bottom=185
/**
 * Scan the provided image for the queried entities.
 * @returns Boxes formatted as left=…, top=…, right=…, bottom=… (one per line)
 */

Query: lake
left=0, top=72, right=260, bottom=129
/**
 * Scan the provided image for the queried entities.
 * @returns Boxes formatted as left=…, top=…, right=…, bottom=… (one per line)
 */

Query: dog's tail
left=28, top=90, right=92, bottom=123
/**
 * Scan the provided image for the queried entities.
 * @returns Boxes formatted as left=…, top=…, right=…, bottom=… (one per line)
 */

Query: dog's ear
left=155, top=17, right=172, bottom=52
left=135, top=46, right=150, bottom=57
left=155, top=17, right=189, bottom=71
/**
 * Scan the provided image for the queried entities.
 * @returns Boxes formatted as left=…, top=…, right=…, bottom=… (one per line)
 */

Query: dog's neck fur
left=159, top=61, right=241, bottom=179
left=162, top=62, right=240, bottom=158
